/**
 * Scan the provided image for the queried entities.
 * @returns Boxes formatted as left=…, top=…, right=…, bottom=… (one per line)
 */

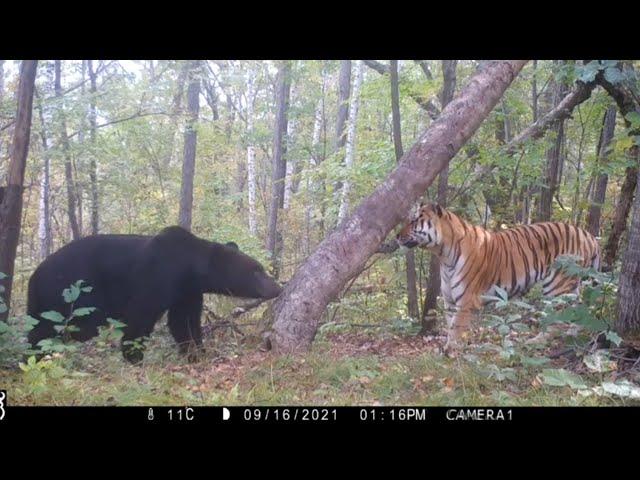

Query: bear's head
left=205, top=242, right=282, bottom=300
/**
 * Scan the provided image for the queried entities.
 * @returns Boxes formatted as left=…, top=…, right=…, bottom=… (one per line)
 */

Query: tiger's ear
left=433, top=203, right=443, bottom=217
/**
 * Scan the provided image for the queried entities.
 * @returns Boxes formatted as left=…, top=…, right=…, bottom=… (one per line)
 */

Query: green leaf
left=625, top=111, right=640, bottom=128
left=40, top=311, right=65, bottom=323
left=541, top=368, right=588, bottom=389
left=72, top=307, right=96, bottom=317
left=577, top=62, right=601, bottom=83
left=520, top=356, right=550, bottom=367
left=603, top=66, right=624, bottom=85
left=0, top=303, right=7, bottom=314
left=23, top=315, right=40, bottom=327
left=107, top=318, right=127, bottom=329
left=63, top=283, right=81, bottom=303
left=599, top=380, right=640, bottom=400
left=605, top=330, right=623, bottom=347
left=0, top=272, right=7, bottom=280
left=494, top=286, right=509, bottom=302
left=583, top=350, right=616, bottom=373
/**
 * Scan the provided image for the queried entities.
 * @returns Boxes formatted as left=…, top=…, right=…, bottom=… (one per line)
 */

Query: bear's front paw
left=122, top=343, right=145, bottom=364
left=179, top=342, right=205, bottom=363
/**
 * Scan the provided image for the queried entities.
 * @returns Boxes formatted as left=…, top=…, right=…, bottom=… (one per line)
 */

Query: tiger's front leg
left=443, top=296, right=481, bottom=356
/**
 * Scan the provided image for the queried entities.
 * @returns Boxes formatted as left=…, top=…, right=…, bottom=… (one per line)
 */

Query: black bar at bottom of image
left=1, top=406, right=639, bottom=426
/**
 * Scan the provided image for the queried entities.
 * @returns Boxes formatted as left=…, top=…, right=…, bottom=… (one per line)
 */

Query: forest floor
left=3, top=312, right=640, bottom=406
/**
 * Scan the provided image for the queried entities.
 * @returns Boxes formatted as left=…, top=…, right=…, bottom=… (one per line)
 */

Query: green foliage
left=541, top=368, right=588, bottom=389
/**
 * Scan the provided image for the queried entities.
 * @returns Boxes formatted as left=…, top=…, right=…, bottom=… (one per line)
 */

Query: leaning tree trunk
left=178, top=61, right=201, bottom=231
left=422, top=60, right=457, bottom=333
left=586, top=105, right=616, bottom=236
left=0, top=60, right=37, bottom=323
left=54, top=60, right=81, bottom=240
left=389, top=60, right=419, bottom=319
left=267, top=60, right=528, bottom=353
left=266, top=61, right=292, bottom=278
left=616, top=165, right=640, bottom=339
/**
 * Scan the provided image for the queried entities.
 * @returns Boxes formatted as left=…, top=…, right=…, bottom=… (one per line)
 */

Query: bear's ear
left=225, top=241, right=239, bottom=251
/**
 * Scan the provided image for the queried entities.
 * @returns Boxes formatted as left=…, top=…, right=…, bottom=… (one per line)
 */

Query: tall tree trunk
left=0, top=60, right=4, bottom=102
left=389, top=60, right=419, bottom=319
left=87, top=60, right=99, bottom=234
left=246, top=66, right=258, bottom=235
left=531, top=60, right=538, bottom=123
left=267, top=60, right=527, bottom=353
left=178, top=61, right=201, bottom=231
left=422, top=60, right=457, bottom=333
left=283, top=119, right=296, bottom=209
left=0, top=60, right=37, bottom=322
left=0, top=60, right=4, bottom=158
left=164, top=61, right=188, bottom=168
left=266, top=61, right=292, bottom=278
left=35, top=89, right=52, bottom=260
left=337, top=61, right=363, bottom=223
left=335, top=60, right=351, bottom=152
left=55, top=60, right=81, bottom=240
left=333, top=60, right=352, bottom=195
left=597, top=62, right=639, bottom=268
left=616, top=166, right=640, bottom=339
left=304, top=99, right=324, bottom=256
left=603, top=165, right=637, bottom=266
left=586, top=105, right=616, bottom=236
left=537, top=65, right=568, bottom=222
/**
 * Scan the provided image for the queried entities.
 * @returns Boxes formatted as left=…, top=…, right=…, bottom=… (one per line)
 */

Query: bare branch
left=65, top=110, right=171, bottom=140
left=363, top=60, right=440, bottom=120
left=414, top=60, right=434, bottom=81
left=506, top=80, right=597, bottom=155
left=363, top=60, right=389, bottom=75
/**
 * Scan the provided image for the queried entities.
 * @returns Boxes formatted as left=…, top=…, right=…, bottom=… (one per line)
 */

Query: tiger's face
left=396, top=203, right=444, bottom=249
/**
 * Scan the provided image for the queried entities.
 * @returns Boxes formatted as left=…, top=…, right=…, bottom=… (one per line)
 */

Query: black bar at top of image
left=1, top=406, right=639, bottom=428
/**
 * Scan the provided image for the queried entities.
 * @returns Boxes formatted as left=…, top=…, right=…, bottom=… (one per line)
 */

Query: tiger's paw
left=442, top=330, right=470, bottom=357
left=442, top=340, right=462, bottom=358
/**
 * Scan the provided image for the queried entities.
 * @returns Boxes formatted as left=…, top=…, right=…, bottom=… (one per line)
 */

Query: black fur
left=26, top=226, right=281, bottom=363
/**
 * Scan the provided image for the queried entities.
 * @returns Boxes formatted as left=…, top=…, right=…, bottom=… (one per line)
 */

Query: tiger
left=396, top=203, right=601, bottom=353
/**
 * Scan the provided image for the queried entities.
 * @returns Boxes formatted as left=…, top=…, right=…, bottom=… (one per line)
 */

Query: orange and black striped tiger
left=396, top=203, right=601, bottom=352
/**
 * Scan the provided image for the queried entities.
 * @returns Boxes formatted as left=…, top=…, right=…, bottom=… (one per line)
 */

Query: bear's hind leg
left=120, top=301, right=165, bottom=364
left=168, top=293, right=204, bottom=363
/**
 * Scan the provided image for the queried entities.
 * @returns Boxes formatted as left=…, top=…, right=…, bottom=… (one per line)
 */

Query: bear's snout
left=257, top=274, right=282, bottom=299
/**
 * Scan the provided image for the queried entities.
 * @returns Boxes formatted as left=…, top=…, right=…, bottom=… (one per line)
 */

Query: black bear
left=26, top=226, right=281, bottom=363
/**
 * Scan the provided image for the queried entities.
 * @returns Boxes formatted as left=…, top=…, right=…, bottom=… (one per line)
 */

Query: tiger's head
left=396, top=203, right=445, bottom=249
